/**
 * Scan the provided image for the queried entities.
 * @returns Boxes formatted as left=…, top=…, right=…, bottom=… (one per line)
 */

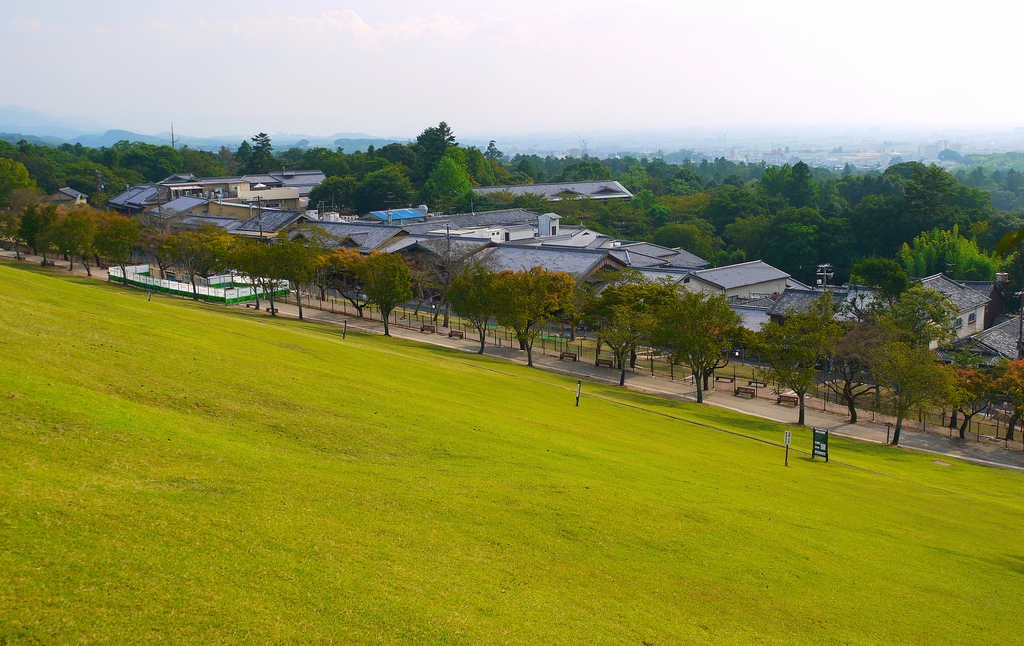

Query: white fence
left=109, top=265, right=289, bottom=304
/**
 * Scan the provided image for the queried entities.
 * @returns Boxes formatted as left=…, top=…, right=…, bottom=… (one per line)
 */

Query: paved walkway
left=5, top=248, right=1024, bottom=472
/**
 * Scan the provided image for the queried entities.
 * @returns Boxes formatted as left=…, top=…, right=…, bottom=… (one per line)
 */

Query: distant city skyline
left=2, top=0, right=1020, bottom=140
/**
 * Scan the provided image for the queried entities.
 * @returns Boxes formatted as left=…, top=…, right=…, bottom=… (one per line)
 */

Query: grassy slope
left=1, top=259, right=1022, bottom=645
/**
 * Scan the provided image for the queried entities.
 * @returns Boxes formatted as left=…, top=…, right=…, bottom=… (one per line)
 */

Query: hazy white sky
left=1, top=0, right=1019, bottom=138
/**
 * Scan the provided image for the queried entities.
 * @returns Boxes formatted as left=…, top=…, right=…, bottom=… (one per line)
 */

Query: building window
left=955, top=317, right=963, bottom=329
left=968, top=312, right=977, bottom=324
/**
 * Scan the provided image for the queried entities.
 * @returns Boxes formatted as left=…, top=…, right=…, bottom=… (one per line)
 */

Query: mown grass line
left=1, top=259, right=1023, bottom=645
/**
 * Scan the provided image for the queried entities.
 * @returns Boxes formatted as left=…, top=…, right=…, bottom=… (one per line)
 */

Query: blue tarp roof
left=368, top=208, right=426, bottom=222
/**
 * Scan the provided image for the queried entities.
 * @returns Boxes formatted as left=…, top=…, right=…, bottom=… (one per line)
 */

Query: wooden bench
left=448, top=330, right=464, bottom=339
left=421, top=324, right=436, bottom=333
left=747, top=379, right=767, bottom=387
left=245, top=303, right=258, bottom=309
left=735, top=386, right=757, bottom=398
left=265, top=307, right=278, bottom=314
left=559, top=352, right=578, bottom=361
left=715, top=375, right=735, bottom=383
left=595, top=358, right=613, bottom=368
left=777, top=394, right=799, bottom=406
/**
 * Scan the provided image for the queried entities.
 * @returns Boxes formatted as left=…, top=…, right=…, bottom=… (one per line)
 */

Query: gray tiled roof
left=57, top=187, right=88, bottom=199
left=733, top=296, right=777, bottom=308
left=179, top=216, right=241, bottom=230
left=379, top=235, right=490, bottom=257
left=961, top=280, right=997, bottom=296
left=691, top=260, right=789, bottom=290
left=473, top=245, right=624, bottom=278
left=160, top=170, right=326, bottom=195
left=949, top=315, right=1021, bottom=364
left=145, top=196, right=208, bottom=216
left=240, top=170, right=326, bottom=195
left=235, top=210, right=304, bottom=233
left=767, top=285, right=878, bottom=320
left=293, top=221, right=411, bottom=251
left=612, top=242, right=709, bottom=269
left=767, top=289, right=824, bottom=317
left=357, top=228, right=408, bottom=251
left=109, top=184, right=165, bottom=210
left=471, top=180, right=634, bottom=201
left=919, top=274, right=990, bottom=313
left=607, top=248, right=667, bottom=268
left=732, top=304, right=772, bottom=332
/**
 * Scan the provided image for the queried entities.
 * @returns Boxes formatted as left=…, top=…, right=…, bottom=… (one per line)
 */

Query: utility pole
left=170, top=123, right=180, bottom=151
left=257, top=195, right=264, bottom=241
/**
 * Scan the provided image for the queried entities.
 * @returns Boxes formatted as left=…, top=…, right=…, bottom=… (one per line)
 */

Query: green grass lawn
left=2, top=259, right=1023, bottom=645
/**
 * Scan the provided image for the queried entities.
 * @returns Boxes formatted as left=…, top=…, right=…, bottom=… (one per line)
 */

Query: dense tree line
left=4, top=123, right=1024, bottom=290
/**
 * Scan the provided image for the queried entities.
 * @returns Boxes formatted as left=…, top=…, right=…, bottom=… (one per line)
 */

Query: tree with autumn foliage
left=996, top=360, right=1024, bottom=442
left=493, top=267, right=575, bottom=367
left=950, top=366, right=998, bottom=440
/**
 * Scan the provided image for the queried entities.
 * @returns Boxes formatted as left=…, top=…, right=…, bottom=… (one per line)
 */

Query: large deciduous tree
left=493, top=267, right=575, bottom=368
left=18, top=204, right=58, bottom=263
left=227, top=238, right=270, bottom=309
left=753, top=294, right=843, bottom=425
left=421, top=148, right=472, bottom=213
left=448, top=263, right=498, bottom=354
left=48, top=206, right=97, bottom=275
left=589, top=276, right=678, bottom=386
left=879, top=284, right=954, bottom=348
left=655, top=291, right=741, bottom=403
left=825, top=321, right=885, bottom=423
left=353, top=166, right=414, bottom=213
left=307, top=175, right=357, bottom=214
left=276, top=235, right=323, bottom=321
left=0, top=208, right=23, bottom=260
left=950, top=366, right=997, bottom=440
left=850, top=257, right=909, bottom=306
left=360, top=252, right=412, bottom=337
left=94, top=213, right=140, bottom=281
left=871, top=341, right=955, bottom=445
left=0, top=158, right=35, bottom=207
left=319, top=248, right=371, bottom=317
left=162, top=228, right=230, bottom=299
left=997, top=360, right=1024, bottom=442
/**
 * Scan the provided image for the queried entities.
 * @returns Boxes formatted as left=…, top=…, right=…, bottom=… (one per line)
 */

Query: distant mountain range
left=0, top=105, right=409, bottom=152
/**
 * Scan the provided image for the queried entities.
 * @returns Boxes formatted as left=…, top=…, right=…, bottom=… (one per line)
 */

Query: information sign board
left=812, top=428, right=829, bottom=461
